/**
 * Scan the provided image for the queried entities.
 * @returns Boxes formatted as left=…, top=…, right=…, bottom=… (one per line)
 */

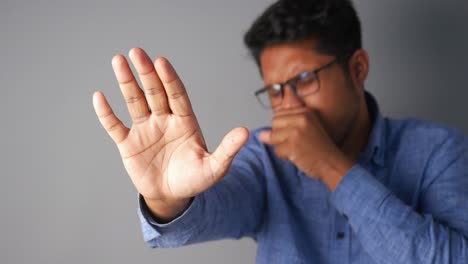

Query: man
left=92, top=0, right=468, bottom=263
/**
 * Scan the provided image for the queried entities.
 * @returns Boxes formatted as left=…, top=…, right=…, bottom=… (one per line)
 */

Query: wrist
left=143, top=196, right=193, bottom=223
left=319, top=154, right=354, bottom=192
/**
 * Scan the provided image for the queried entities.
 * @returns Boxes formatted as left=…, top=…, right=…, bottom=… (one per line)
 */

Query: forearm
left=138, top=181, right=263, bottom=248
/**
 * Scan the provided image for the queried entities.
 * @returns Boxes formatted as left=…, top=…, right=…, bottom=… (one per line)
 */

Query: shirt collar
left=359, top=91, right=386, bottom=166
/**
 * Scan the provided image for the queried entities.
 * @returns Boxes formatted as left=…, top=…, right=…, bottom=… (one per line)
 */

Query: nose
left=276, top=84, right=304, bottom=110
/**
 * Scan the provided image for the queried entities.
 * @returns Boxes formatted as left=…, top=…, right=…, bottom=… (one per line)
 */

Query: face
left=259, top=38, right=368, bottom=147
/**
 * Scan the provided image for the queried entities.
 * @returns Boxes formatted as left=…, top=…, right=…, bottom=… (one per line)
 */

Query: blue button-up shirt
left=137, top=92, right=468, bottom=264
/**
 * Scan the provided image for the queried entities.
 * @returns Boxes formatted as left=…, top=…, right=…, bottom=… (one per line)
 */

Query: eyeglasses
left=254, top=59, right=339, bottom=108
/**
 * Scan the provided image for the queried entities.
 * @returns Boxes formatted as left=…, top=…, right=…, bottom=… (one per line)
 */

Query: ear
left=347, top=49, right=369, bottom=91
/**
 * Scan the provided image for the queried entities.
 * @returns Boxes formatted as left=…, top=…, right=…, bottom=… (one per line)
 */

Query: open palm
left=93, top=48, right=248, bottom=205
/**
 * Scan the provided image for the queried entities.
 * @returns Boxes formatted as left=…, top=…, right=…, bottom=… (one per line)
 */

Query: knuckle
left=125, top=95, right=143, bottom=104
left=98, top=111, right=113, bottom=120
left=169, top=90, right=187, bottom=100
left=271, top=132, right=282, bottom=145
left=145, top=87, right=164, bottom=96
left=132, top=114, right=147, bottom=124
left=107, top=121, right=121, bottom=132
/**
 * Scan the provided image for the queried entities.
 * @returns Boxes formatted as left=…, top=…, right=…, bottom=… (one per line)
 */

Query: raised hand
left=92, top=48, right=249, bottom=220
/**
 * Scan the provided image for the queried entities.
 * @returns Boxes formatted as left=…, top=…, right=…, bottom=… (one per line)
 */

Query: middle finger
left=129, top=48, right=170, bottom=115
left=112, top=54, right=150, bottom=124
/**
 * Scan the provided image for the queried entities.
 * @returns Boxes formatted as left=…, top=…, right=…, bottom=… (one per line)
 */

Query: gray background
left=2, top=0, right=467, bottom=263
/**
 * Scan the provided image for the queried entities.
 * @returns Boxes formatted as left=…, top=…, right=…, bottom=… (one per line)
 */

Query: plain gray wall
left=2, top=0, right=467, bottom=263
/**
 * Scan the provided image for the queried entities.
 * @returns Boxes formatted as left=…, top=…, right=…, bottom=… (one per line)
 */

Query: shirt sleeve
left=332, top=133, right=468, bottom=264
left=136, top=132, right=266, bottom=248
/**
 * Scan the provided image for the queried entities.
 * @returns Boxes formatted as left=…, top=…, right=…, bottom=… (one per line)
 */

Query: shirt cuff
left=332, top=164, right=391, bottom=231
left=137, top=193, right=205, bottom=246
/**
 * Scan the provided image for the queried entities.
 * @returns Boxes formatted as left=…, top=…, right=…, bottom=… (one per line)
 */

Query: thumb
left=208, top=127, right=249, bottom=180
left=259, top=129, right=272, bottom=145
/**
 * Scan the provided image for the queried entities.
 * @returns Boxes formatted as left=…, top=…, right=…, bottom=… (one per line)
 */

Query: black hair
left=244, top=0, right=362, bottom=69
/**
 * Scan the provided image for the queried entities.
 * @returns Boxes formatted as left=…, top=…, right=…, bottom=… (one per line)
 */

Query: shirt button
left=337, top=232, right=345, bottom=239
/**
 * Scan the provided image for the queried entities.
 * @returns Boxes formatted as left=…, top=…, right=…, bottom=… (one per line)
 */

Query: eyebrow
left=265, top=63, right=314, bottom=86
left=285, top=64, right=311, bottom=81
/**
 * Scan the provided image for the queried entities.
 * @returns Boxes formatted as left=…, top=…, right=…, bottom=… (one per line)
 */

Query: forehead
left=260, top=39, right=333, bottom=83
left=261, top=39, right=318, bottom=63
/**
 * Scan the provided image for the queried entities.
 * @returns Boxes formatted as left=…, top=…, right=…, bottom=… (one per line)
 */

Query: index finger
left=155, top=57, right=194, bottom=117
